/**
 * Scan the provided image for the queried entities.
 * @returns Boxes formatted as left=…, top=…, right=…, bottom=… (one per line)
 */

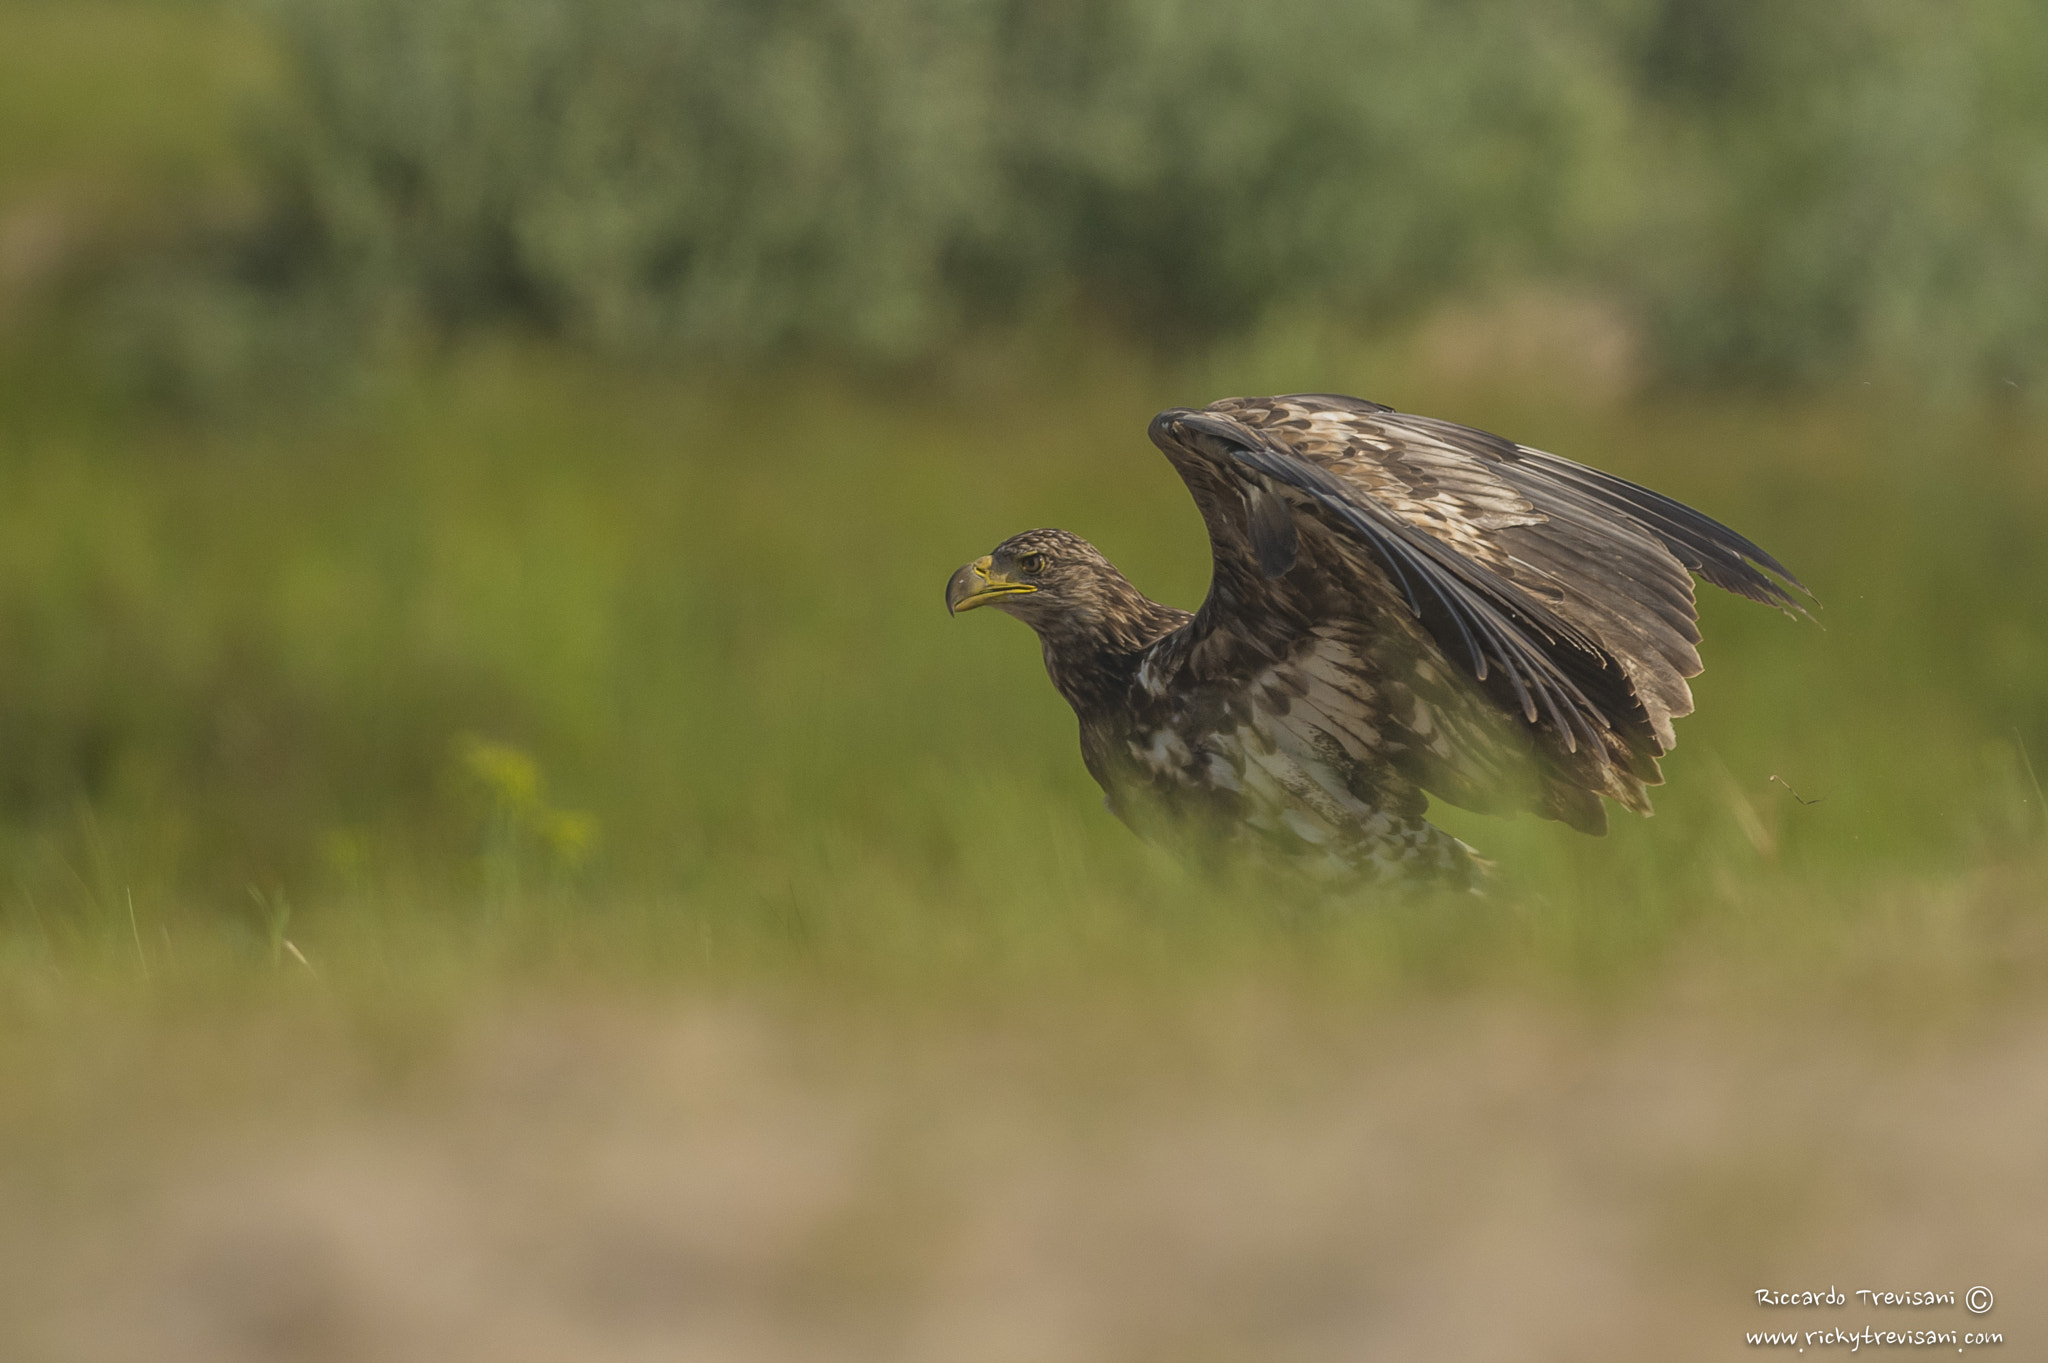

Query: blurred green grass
left=1, top=340, right=2043, bottom=1014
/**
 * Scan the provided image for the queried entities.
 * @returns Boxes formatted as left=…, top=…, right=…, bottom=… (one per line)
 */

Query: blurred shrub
left=117, top=0, right=2048, bottom=390
left=254, top=0, right=1011, bottom=358
left=1624, top=0, right=2048, bottom=389
left=229, top=0, right=1625, bottom=358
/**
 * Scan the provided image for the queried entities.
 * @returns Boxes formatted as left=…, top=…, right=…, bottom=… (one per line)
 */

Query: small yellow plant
left=456, top=735, right=599, bottom=894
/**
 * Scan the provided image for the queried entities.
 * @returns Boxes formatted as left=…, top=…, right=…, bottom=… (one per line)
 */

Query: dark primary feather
left=1503, top=444, right=1807, bottom=612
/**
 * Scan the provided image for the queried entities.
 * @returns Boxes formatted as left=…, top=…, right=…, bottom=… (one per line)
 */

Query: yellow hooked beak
left=945, top=554, right=1038, bottom=614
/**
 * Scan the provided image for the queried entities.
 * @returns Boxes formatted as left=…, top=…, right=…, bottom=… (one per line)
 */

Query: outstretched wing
left=1145, top=393, right=1807, bottom=831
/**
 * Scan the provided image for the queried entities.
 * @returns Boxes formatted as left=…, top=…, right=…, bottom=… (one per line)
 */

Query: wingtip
left=1722, top=563, right=1818, bottom=621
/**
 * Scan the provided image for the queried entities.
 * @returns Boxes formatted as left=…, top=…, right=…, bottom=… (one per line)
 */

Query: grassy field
left=2, top=4, right=2046, bottom=1360
left=1, top=343, right=2042, bottom=981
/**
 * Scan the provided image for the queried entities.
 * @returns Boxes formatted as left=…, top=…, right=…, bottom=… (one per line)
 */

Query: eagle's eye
left=1018, top=552, right=1047, bottom=575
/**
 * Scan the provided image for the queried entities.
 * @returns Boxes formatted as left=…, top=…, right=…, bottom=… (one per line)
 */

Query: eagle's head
left=946, top=528, right=1186, bottom=662
left=945, top=528, right=1101, bottom=621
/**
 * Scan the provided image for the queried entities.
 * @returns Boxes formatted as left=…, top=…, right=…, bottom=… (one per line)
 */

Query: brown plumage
left=946, top=394, right=1808, bottom=883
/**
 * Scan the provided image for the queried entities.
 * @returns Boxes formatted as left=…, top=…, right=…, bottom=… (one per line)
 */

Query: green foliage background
left=85, top=0, right=2048, bottom=398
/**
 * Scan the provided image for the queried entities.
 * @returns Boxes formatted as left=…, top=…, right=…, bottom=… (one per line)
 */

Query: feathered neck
left=1025, top=574, right=1189, bottom=718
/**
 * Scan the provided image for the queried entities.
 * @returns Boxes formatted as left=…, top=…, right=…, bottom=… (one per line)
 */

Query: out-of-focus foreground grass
left=2, top=4, right=2046, bottom=1361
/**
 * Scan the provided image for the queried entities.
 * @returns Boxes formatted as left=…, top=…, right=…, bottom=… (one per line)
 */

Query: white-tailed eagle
left=946, top=394, right=1808, bottom=883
